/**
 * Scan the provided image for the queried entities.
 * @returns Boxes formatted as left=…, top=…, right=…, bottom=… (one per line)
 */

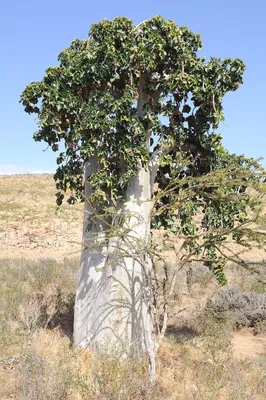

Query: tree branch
left=149, top=144, right=173, bottom=188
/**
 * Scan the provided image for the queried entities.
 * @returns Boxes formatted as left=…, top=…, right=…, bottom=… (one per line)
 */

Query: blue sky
left=1, top=0, right=265, bottom=174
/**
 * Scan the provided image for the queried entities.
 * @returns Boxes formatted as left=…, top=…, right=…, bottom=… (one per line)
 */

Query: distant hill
left=0, top=174, right=83, bottom=261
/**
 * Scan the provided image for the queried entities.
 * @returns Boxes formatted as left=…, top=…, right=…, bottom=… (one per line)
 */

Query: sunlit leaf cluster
left=21, top=16, right=264, bottom=283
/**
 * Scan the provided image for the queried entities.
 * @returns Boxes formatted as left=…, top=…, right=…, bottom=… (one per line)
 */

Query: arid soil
left=1, top=174, right=265, bottom=361
left=0, top=175, right=83, bottom=261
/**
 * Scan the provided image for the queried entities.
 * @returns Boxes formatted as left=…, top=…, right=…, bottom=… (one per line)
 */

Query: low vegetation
left=205, top=287, right=266, bottom=333
left=1, top=258, right=266, bottom=399
left=0, top=175, right=266, bottom=399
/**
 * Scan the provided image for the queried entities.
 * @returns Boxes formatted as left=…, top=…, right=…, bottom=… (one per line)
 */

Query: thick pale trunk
left=74, top=156, right=111, bottom=348
left=74, top=161, right=155, bottom=358
left=74, top=74, right=156, bottom=363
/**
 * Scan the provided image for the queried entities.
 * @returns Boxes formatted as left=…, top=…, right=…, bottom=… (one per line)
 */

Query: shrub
left=0, top=258, right=77, bottom=348
left=205, top=287, right=266, bottom=331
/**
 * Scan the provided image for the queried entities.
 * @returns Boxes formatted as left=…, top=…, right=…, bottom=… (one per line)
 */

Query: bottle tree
left=21, top=16, right=265, bottom=372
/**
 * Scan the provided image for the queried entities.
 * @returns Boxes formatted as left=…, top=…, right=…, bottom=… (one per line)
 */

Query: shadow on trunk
left=75, top=250, right=154, bottom=358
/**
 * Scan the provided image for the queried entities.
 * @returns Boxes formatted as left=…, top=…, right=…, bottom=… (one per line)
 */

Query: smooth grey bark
left=74, top=76, right=156, bottom=360
left=74, top=160, right=154, bottom=357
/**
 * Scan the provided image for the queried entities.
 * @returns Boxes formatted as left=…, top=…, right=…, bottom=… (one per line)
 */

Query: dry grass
left=2, top=325, right=265, bottom=400
left=0, top=257, right=265, bottom=400
left=0, top=174, right=266, bottom=399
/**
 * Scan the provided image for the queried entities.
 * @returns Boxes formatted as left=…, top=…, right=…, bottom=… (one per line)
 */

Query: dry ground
left=0, top=174, right=266, bottom=399
left=0, top=174, right=83, bottom=260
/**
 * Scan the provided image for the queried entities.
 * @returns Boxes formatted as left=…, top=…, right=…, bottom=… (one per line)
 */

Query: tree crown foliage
left=20, top=16, right=245, bottom=201
left=21, top=16, right=266, bottom=284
